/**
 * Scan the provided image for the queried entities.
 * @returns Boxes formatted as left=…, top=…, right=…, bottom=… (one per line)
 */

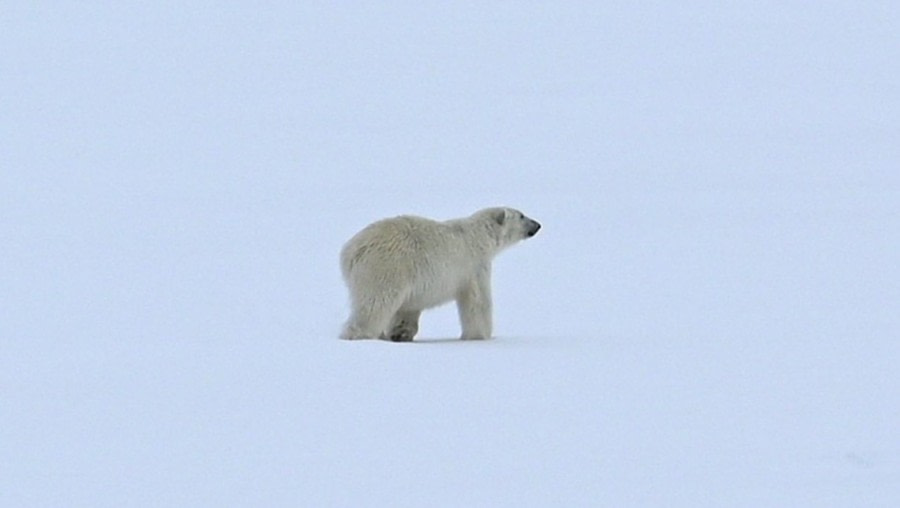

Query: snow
left=2, top=2, right=899, bottom=506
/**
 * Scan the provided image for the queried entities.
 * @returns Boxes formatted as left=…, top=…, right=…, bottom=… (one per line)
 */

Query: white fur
left=339, top=207, right=541, bottom=341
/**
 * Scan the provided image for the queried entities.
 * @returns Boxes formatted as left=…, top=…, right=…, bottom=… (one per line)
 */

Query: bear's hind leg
left=340, top=291, right=404, bottom=340
left=384, top=310, right=421, bottom=342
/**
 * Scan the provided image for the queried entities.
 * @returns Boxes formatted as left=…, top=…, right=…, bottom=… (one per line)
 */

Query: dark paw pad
left=387, top=319, right=417, bottom=342
left=389, top=330, right=414, bottom=342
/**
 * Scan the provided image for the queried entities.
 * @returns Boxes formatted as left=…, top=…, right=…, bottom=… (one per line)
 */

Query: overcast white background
left=2, top=2, right=899, bottom=506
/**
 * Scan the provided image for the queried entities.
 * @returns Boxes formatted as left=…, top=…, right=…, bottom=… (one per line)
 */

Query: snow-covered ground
left=3, top=2, right=899, bottom=506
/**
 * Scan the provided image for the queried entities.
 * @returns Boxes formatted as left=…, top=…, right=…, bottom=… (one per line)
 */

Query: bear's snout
left=526, top=220, right=541, bottom=238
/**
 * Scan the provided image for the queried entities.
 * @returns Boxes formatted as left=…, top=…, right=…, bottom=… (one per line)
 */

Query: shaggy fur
left=340, top=207, right=541, bottom=341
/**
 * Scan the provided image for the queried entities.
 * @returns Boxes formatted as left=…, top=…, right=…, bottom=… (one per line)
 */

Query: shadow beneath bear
left=381, top=337, right=494, bottom=344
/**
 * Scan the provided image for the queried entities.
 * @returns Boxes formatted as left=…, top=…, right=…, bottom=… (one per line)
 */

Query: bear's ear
left=493, top=209, right=506, bottom=226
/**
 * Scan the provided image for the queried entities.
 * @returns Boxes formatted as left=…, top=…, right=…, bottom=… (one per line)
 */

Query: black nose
left=527, top=221, right=541, bottom=237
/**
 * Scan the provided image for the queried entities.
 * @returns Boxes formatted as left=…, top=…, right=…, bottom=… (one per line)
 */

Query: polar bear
left=339, top=207, right=541, bottom=341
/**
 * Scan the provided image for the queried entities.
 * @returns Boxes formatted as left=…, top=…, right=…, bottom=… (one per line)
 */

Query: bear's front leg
left=383, top=310, right=421, bottom=342
left=456, top=267, right=492, bottom=340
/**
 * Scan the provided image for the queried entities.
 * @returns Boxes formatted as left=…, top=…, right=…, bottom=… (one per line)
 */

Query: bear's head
left=476, top=207, right=541, bottom=250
